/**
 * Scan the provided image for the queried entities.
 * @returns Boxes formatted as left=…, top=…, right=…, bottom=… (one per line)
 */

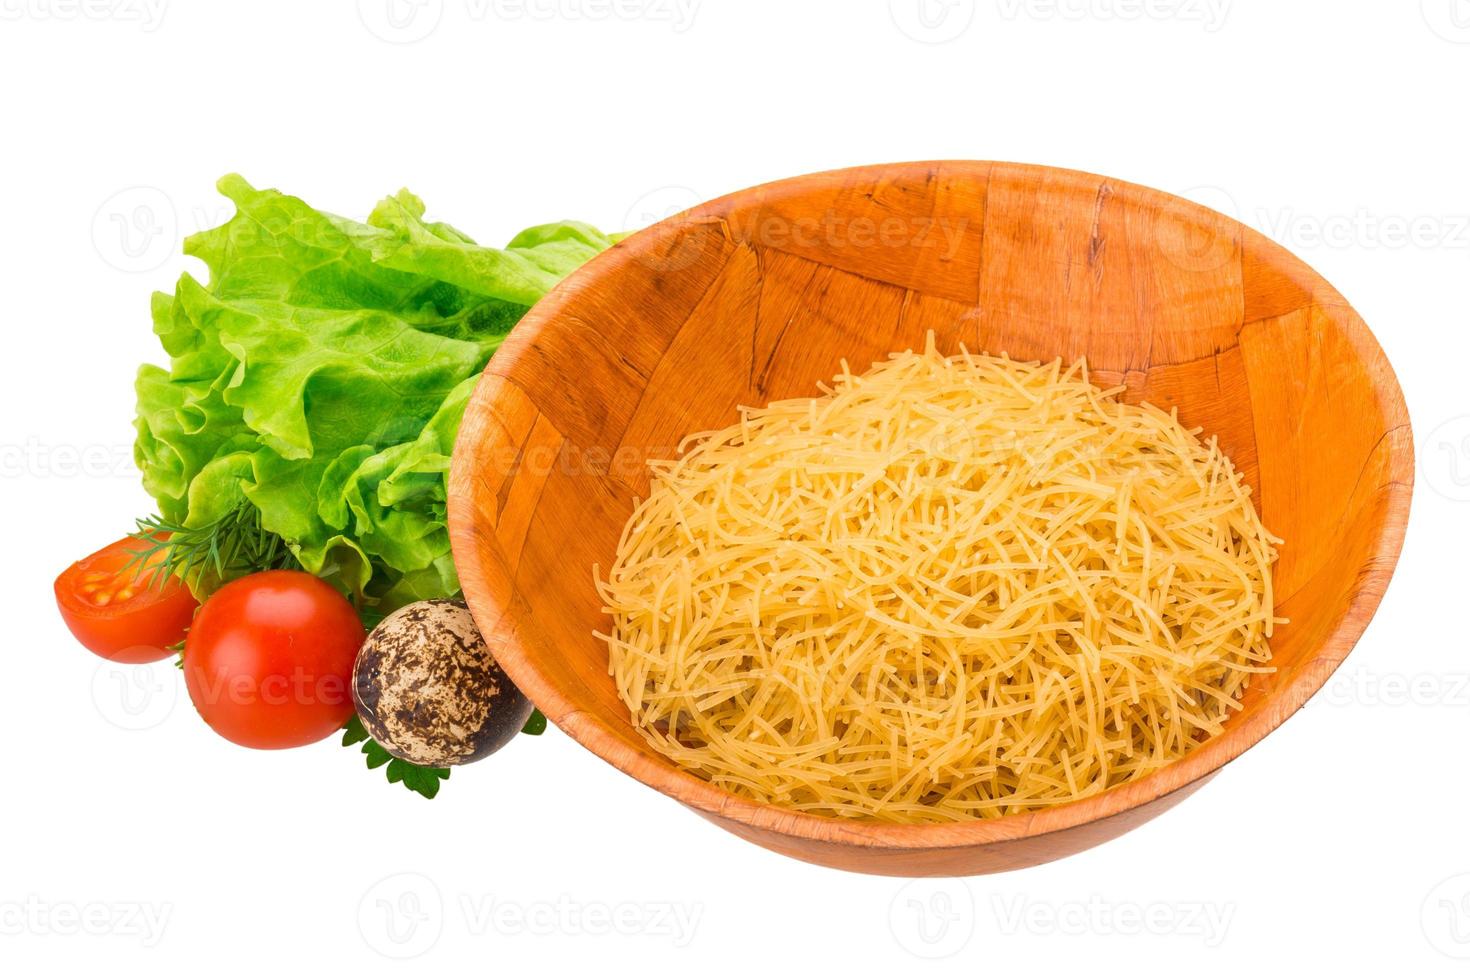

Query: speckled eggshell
left=353, top=599, right=533, bottom=767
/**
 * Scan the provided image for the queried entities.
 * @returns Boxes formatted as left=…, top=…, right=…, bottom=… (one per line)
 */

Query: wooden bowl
left=448, top=162, right=1412, bottom=876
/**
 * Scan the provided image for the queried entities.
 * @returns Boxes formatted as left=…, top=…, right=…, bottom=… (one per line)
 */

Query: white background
left=2, top=1, right=1467, bottom=975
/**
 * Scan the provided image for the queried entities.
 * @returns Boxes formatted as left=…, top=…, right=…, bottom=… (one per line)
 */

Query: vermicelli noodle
left=596, top=337, right=1280, bottom=823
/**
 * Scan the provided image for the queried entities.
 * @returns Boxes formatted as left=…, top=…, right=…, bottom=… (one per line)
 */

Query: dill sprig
left=126, top=499, right=300, bottom=593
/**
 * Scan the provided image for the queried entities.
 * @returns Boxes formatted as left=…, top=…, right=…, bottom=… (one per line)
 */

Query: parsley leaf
left=386, top=759, right=450, bottom=799
left=342, top=716, right=449, bottom=799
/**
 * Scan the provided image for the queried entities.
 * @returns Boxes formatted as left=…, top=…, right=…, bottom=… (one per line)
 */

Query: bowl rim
left=448, top=160, right=1414, bottom=853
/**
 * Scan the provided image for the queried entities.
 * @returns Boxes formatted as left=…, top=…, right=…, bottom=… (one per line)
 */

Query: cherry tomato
left=183, top=570, right=364, bottom=750
left=55, top=536, right=199, bottom=663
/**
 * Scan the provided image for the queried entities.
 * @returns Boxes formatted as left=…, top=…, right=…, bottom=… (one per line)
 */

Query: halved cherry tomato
left=183, top=570, right=364, bottom=750
left=55, top=536, right=199, bottom=663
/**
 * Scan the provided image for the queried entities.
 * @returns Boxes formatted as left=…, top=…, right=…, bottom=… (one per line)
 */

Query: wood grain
left=447, top=162, right=1413, bottom=876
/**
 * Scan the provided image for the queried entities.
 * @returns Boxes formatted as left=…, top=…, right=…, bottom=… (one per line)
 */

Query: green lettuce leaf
left=134, top=175, right=612, bottom=611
